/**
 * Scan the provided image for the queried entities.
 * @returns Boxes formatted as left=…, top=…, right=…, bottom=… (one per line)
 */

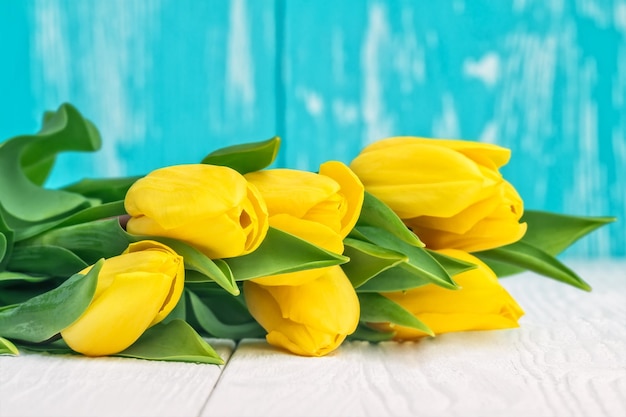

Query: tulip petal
left=268, top=214, right=344, bottom=254
left=358, top=137, right=511, bottom=168
left=125, top=164, right=249, bottom=229
left=61, top=272, right=173, bottom=356
left=124, top=241, right=186, bottom=325
left=319, top=161, right=364, bottom=238
left=379, top=249, right=524, bottom=339
left=245, top=169, right=339, bottom=219
left=243, top=266, right=360, bottom=357
left=350, top=143, right=498, bottom=218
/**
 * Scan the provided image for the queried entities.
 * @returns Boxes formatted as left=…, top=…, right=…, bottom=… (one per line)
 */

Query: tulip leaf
left=225, top=227, right=348, bottom=281
left=201, top=136, right=281, bottom=174
left=0, top=209, right=14, bottom=269
left=0, top=233, right=6, bottom=265
left=0, top=336, right=19, bottom=355
left=62, top=177, right=142, bottom=203
left=476, top=211, right=616, bottom=278
left=355, top=225, right=458, bottom=289
left=0, top=271, right=53, bottom=285
left=426, top=249, right=478, bottom=276
left=0, top=103, right=99, bottom=226
left=521, top=210, right=616, bottom=256
left=348, top=323, right=395, bottom=342
left=357, top=292, right=434, bottom=337
left=7, top=245, right=89, bottom=278
left=0, top=260, right=101, bottom=343
left=476, top=241, right=592, bottom=291
left=18, top=219, right=129, bottom=266
left=116, top=319, right=224, bottom=365
left=356, top=192, right=424, bottom=247
left=342, top=238, right=407, bottom=288
left=356, top=262, right=436, bottom=292
left=186, top=290, right=264, bottom=339
left=148, top=238, right=238, bottom=296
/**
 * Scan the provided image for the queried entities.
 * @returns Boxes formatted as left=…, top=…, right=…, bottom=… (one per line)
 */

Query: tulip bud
left=350, top=137, right=526, bottom=252
left=370, top=249, right=524, bottom=339
left=61, top=241, right=185, bottom=356
left=244, top=161, right=364, bottom=286
left=124, top=164, right=269, bottom=259
left=243, top=266, right=360, bottom=357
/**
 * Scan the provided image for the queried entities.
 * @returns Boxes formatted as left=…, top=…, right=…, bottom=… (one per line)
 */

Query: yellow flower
left=370, top=249, right=524, bottom=339
left=245, top=161, right=364, bottom=285
left=61, top=241, right=185, bottom=356
left=350, top=136, right=526, bottom=252
left=124, top=164, right=268, bottom=259
left=243, top=266, right=360, bottom=357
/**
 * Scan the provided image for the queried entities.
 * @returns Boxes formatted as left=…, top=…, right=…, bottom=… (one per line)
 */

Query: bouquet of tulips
left=0, top=103, right=614, bottom=363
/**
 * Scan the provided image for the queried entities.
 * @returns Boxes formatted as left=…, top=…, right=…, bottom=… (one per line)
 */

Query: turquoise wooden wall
left=1, top=0, right=624, bottom=258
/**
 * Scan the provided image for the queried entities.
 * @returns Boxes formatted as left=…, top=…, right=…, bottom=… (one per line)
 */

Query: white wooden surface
left=1, top=261, right=625, bottom=417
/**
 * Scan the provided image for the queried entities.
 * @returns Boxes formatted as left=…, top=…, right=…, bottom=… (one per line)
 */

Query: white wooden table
left=1, top=261, right=625, bottom=417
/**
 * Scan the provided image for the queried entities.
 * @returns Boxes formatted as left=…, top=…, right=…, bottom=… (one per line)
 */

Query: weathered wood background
left=0, top=0, right=624, bottom=258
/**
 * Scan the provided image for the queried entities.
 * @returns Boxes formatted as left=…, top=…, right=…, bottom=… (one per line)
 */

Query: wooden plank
left=0, top=340, right=235, bottom=417
left=0, top=0, right=277, bottom=188
left=200, top=261, right=626, bottom=417
left=280, top=0, right=624, bottom=258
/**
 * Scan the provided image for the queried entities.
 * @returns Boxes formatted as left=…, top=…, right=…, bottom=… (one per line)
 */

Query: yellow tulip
left=124, top=164, right=269, bottom=259
left=370, top=249, right=524, bottom=339
left=243, top=266, right=360, bottom=357
left=245, top=161, right=364, bottom=286
left=61, top=241, right=185, bottom=356
left=350, top=136, right=526, bottom=252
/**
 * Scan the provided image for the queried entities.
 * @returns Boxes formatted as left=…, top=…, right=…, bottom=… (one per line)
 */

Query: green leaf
left=0, top=103, right=100, bottom=226
left=356, top=192, right=423, bottom=247
left=426, top=249, right=478, bottom=276
left=347, top=323, right=396, bottom=342
left=186, top=290, right=264, bottom=339
left=150, top=238, right=238, bottom=296
left=356, top=262, right=437, bottom=293
left=0, top=208, right=14, bottom=269
left=225, top=227, right=348, bottom=281
left=0, top=260, right=101, bottom=342
left=10, top=200, right=127, bottom=242
left=62, top=177, right=141, bottom=204
left=521, top=210, right=616, bottom=256
left=342, top=238, right=407, bottom=288
left=18, top=219, right=129, bottom=265
left=476, top=241, right=592, bottom=291
left=7, top=245, right=89, bottom=277
left=479, top=211, right=616, bottom=278
left=0, top=271, right=53, bottom=285
left=116, top=319, right=224, bottom=365
left=201, top=136, right=281, bottom=174
left=356, top=225, right=457, bottom=289
left=0, top=233, right=6, bottom=265
left=0, top=336, right=19, bottom=355
left=20, top=218, right=239, bottom=296
left=357, top=292, right=434, bottom=337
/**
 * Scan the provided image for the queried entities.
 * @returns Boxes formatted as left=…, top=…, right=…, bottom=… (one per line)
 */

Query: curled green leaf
left=0, top=336, right=19, bottom=355
left=357, top=292, right=434, bottom=337
left=476, top=241, right=592, bottom=291
left=0, top=260, right=101, bottom=343
left=201, top=136, right=281, bottom=174
left=0, top=103, right=100, bottom=226
left=225, top=227, right=348, bottom=281
left=116, top=319, right=224, bottom=365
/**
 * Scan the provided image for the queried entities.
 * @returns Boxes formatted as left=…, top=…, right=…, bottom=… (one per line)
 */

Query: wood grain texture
left=0, top=340, right=235, bottom=417
left=0, top=0, right=623, bottom=257
left=201, top=261, right=626, bottom=417
left=0, top=262, right=624, bottom=417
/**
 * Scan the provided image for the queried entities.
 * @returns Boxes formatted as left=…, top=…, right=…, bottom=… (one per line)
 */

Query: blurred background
left=0, top=0, right=624, bottom=258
